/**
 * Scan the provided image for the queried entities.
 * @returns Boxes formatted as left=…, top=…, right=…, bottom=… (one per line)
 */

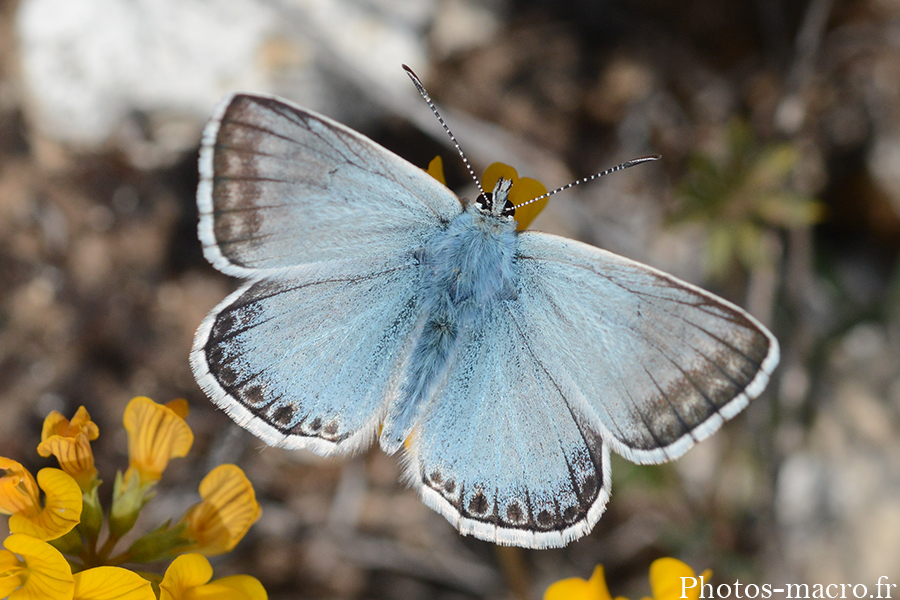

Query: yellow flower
left=0, top=533, right=75, bottom=600
left=72, top=566, right=155, bottom=600
left=425, top=157, right=548, bottom=230
left=426, top=155, right=446, bottom=185
left=481, top=162, right=548, bottom=230
left=181, top=465, right=261, bottom=556
left=544, top=559, right=711, bottom=600
left=0, top=459, right=82, bottom=540
left=123, top=397, right=193, bottom=485
left=544, top=565, right=623, bottom=600
left=37, top=406, right=100, bottom=491
left=0, top=458, right=40, bottom=516
left=160, top=554, right=267, bottom=600
left=641, top=558, right=712, bottom=600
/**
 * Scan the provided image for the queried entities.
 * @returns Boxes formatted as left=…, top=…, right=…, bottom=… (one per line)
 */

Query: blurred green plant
left=674, top=120, right=824, bottom=279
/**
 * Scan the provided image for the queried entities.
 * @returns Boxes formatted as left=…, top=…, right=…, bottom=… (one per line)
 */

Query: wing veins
left=635, top=293, right=765, bottom=370
left=219, top=266, right=412, bottom=314
left=641, top=365, right=698, bottom=443
left=619, top=317, right=721, bottom=414
left=213, top=174, right=297, bottom=184
left=507, top=306, right=605, bottom=480
left=220, top=119, right=307, bottom=147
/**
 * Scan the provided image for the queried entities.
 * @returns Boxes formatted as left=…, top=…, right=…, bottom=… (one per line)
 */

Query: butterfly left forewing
left=198, top=93, right=462, bottom=277
left=403, top=299, right=611, bottom=549
left=513, top=232, right=779, bottom=465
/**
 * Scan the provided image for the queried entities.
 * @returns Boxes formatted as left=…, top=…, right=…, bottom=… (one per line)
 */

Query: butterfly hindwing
left=197, top=93, right=462, bottom=277
left=191, top=256, right=424, bottom=455
left=513, top=232, right=780, bottom=464
left=403, top=297, right=611, bottom=549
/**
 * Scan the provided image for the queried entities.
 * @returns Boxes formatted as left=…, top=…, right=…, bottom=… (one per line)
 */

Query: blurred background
left=2, top=0, right=900, bottom=597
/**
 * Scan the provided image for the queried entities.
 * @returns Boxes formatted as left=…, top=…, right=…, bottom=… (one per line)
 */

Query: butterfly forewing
left=513, top=232, right=779, bottom=464
left=197, top=93, right=462, bottom=277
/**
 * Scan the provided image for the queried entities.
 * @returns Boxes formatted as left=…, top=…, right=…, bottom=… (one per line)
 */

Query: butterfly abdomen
left=379, top=206, right=518, bottom=453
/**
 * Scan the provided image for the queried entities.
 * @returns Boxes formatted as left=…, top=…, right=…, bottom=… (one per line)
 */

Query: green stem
left=96, top=532, right=120, bottom=562
left=104, top=552, right=131, bottom=567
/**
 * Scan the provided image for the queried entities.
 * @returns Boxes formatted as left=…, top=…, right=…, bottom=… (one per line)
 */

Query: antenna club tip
left=623, top=154, right=662, bottom=168
left=402, top=64, right=421, bottom=81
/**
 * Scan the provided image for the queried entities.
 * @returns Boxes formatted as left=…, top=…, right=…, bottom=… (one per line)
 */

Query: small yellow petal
left=160, top=554, right=214, bottom=600
left=41, top=407, right=100, bottom=442
left=587, top=565, right=616, bottom=600
left=73, top=567, right=155, bottom=600
left=211, top=575, right=268, bottom=599
left=0, top=549, right=27, bottom=598
left=199, top=575, right=268, bottom=600
left=3, top=533, right=75, bottom=600
left=545, top=565, right=617, bottom=600
left=38, top=408, right=100, bottom=490
left=182, top=465, right=261, bottom=555
left=649, top=558, right=707, bottom=600
left=41, top=412, right=69, bottom=441
left=481, top=162, right=518, bottom=194
left=545, top=576, right=592, bottom=600
left=508, top=176, right=548, bottom=230
left=165, top=399, right=190, bottom=420
left=426, top=155, right=446, bottom=185
left=0, top=458, right=41, bottom=517
left=8, top=468, right=82, bottom=541
left=123, top=397, right=193, bottom=484
left=160, top=556, right=267, bottom=600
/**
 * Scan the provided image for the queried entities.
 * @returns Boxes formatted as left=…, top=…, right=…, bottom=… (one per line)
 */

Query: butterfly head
left=475, top=177, right=516, bottom=220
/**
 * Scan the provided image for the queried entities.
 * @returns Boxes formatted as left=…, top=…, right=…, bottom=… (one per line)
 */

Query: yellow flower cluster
left=0, top=397, right=265, bottom=600
left=544, top=558, right=713, bottom=600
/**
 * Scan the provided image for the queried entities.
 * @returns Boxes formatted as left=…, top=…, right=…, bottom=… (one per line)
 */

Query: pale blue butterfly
left=191, top=66, right=779, bottom=549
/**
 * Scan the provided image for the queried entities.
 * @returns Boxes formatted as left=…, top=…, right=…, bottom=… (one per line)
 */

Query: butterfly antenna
left=515, top=155, right=663, bottom=209
left=403, top=64, right=485, bottom=195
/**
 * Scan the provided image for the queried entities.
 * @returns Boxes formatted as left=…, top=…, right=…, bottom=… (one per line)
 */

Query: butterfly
left=191, top=66, right=779, bottom=549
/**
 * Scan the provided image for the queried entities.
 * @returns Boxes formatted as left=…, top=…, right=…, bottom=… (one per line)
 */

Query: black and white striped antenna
left=403, top=64, right=660, bottom=204
left=403, top=64, right=485, bottom=196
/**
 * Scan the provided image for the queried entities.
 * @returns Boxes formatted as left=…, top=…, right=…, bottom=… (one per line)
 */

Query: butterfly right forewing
left=513, top=232, right=779, bottom=465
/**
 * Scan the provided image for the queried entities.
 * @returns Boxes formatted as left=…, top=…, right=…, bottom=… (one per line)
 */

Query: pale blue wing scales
left=514, top=232, right=779, bottom=465
left=403, top=301, right=611, bottom=549
left=190, top=256, right=423, bottom=455
left=197, top=93, right=462, bottom=276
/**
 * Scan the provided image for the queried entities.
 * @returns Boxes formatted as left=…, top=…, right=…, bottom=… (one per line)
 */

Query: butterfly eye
left=474, top=191, right=493, bottom=212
